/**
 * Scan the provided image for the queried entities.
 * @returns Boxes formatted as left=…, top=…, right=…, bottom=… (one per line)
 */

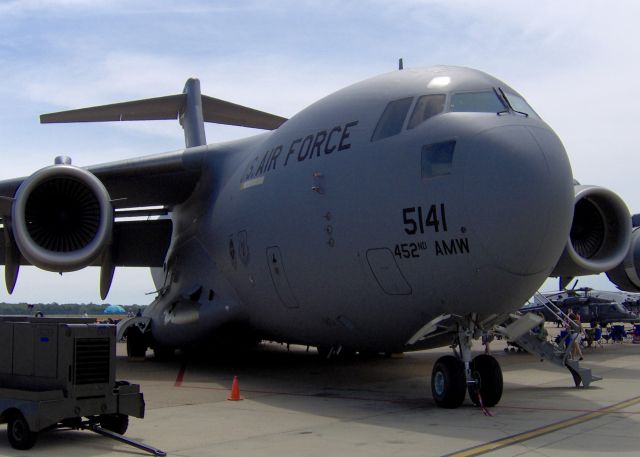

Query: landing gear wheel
left=8, top=413, right=38, bottom=450
left=99, top=414, right=129, bottom=435
left=126, top=327, right=147, bottom=358
left=468, top=354, right=503, bottom=407
left=431, top=355, right=466, bottom=408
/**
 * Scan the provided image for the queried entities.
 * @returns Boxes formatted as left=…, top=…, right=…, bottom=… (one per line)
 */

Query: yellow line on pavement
left=444, top=396, right=640, bottom=457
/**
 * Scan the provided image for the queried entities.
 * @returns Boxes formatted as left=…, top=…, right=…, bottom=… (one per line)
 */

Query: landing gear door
left=267, top=246, right=299, bottom=309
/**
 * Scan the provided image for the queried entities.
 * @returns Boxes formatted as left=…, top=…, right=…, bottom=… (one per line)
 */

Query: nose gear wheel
left=430, top=316, right=504, bottom=409
left=467, top=354, right=503, bottom=407
left=431, top=355, right=466, bottom=408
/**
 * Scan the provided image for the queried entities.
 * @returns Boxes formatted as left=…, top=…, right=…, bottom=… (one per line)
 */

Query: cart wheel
left=8, top=413, right=38, bottom=450
left=99, top=414, right=129, bottom=435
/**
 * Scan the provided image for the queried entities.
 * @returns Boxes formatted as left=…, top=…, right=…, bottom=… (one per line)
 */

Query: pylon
left=228, top=376, right=242, bottom=401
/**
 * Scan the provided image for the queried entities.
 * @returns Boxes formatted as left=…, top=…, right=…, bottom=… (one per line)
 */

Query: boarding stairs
left=496, top=293, right=601, bottom=387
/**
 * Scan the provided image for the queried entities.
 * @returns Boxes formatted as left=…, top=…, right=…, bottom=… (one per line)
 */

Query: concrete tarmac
left=1, top=333, right=639, bottom=457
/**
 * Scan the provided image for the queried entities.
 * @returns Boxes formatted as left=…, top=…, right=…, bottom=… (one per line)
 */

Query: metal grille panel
left=74, top=338, right=110, bottom=385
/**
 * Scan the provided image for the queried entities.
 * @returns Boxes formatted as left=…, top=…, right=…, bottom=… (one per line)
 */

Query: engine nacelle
left=551, top=185, right=631, bottom=277
left=11, top=161, right=113, bottom=272
left=606, top=227, right=640, bottom=292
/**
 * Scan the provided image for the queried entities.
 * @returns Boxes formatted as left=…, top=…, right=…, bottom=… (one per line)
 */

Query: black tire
left=99, top=414, right=129, bottom=435
left=431, top=355, right=466, bottom=408
left=468, top=354, right=503, bottom=407
left=126, top=327, right=147, bottom=358
left=8, top=413, right=38, bottom=450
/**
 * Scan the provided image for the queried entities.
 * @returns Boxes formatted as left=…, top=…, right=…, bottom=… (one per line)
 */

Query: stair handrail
left=533, top=292, right=581, bottom=333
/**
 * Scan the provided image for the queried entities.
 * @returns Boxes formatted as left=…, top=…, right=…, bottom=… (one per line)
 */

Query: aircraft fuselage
left=148, top=66, right=575, bottom=352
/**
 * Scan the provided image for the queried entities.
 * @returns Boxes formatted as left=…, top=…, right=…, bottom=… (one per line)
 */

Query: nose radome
left=461, top=124, right=574, bottom=275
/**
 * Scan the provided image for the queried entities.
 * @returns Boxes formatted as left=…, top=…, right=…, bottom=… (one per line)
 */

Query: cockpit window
left=503, top=92, right=540, bottom=119
left=422, top=140, right=455, bottom=178
left=407, top=94, right=446, bottom=129
left=371, top=97, right=413, bottom=142
left=449, top=91, right=505, bottom=113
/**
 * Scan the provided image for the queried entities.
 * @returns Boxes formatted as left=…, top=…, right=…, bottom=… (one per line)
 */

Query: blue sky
left=0, top=0, right=638, bottom=304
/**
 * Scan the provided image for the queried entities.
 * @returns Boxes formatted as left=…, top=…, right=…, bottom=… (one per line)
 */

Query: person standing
left=569, top=312, right=584, bottom=361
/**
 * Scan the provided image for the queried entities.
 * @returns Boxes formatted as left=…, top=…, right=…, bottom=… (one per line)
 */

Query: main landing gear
left=431, top=318, right=503, bottom=409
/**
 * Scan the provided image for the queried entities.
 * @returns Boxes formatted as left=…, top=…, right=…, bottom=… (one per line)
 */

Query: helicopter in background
left=522, top=286, right=639, bottom=327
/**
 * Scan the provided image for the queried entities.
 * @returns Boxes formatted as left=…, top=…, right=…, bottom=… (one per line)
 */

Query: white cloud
left=0, top=0, right=128, bottom=15
left=1, top=0, right=639, bottom=304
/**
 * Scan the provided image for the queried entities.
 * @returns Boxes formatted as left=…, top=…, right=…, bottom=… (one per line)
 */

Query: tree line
left=0, top=302, right=145, bottom=316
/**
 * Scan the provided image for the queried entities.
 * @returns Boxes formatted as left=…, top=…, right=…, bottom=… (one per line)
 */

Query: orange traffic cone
left=228, top=376, right=242, bottom=401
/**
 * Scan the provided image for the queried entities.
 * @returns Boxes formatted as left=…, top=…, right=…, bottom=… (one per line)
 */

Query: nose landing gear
left=467, top=354, right=503, bottom=407
left=431, top=355, right=466, bottom=408
left=431, top=316, right=503, bottom=409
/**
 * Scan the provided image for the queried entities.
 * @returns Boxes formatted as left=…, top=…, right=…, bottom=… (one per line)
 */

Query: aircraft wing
left=0, top=77, right=286, bottom=298
left=0, top=219, right=172, bottom=268
left=0, top=147, right=205, bottom=209
left=0, top=146, right=210, bottom=296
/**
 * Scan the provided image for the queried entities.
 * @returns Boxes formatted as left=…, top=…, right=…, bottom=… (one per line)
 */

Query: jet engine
left=551, top=185, right=631, bottom=277
left=606, top=226, right=640, bottom=292
left=10, top=158, right=113, bottom=272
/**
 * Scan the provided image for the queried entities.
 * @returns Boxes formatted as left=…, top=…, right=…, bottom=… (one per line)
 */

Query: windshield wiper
left=493, top=88, right=510, bottom=115
left=498, top=88, right=528, bottom=117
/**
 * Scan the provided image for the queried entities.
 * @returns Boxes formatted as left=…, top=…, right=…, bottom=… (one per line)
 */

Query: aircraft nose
left=461, top=123, right=574, bottom=275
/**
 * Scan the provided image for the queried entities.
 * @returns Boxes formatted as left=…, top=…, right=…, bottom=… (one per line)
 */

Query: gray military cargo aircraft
left=0, top=66, right=638, bottom=409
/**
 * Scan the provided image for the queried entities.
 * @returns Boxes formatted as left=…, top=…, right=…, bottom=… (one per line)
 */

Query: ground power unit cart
left=0, top=317, right=164, bottom=455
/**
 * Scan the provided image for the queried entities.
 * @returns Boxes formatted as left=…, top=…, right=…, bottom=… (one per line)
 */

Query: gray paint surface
left=0, top=65, right=632, bottom=354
